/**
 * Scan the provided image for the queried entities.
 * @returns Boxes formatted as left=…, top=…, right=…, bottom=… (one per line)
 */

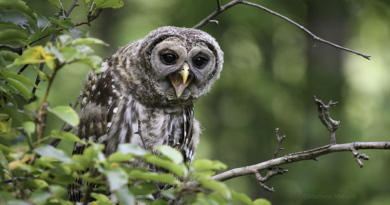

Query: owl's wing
left=72, top=61, right=120, bottom=155
left=68, top=60, right=120, bottom=202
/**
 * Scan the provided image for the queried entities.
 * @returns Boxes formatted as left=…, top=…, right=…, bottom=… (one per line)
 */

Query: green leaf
left=108, top=152, right=132, bottom=162
left=34, top=144, right=73, bottom=163
left=193, top=159, right=227, bottom=171
left=0, top=53, right=5, bottom=69
left=117, top=143, right=148, bottom=156
left=11, top=45, right=56, bottom=66
left=0, top=114, right=11, bottom=132
left=48, top=105, right=79, bottom=127
left=0, top=29, right=28, bottom=45
left=0, top=0, right=37, bottom=20
left=4, top=78, right=33, bottom=100
left=0, top=143, right=15, bottom=155
left=151, top=200, right=168, bottom=205
left=198, top=178, right=231, bottom=199
left=69, top=28, right=88, bottom=39
left=49, top=185, right=67, bottom=198
left=231, top=190, right=252, bottom=205
left=114, top=186, right=135, bottom=205
left=154, top=145, right=183, bottom=164
left=91, top=193, right=112, bottom=203
left=128, top=170, right=179, bottom=185
left=55, top=47, right=78, bottom=63
left=104, top=167, right=128, bottom=191
left=94, top=0, right=124, bottom=9
left=78, top=55, right=103, bottom=69
left=1, top=70, right=38, bottom=88
left=129, top=181, right=158, bottom=196
left=22, top=121, right=35, bottom=135
left=0, top=50, right=19, bottom=62
left=0, top=10, right=31, bottom=30
left=46, top=0, right=61, bottom=9
left=29, top=189, right=51, bottom=204
left=51, top=130, right=85, bottom=143
left=0, top=148, right=9, bottom=180
left=28, top=27, right=61, bottom=43
left=72, top=37, right=107, bottom=46
left=253, top=198, right=272, bottom=205
left=145, top=155, right=187, bottom=178
left=49, top=17, right=74, bottom=29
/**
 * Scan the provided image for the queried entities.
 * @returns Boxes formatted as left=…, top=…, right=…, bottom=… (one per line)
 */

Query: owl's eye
left=161, top=53, right=178, bottom=65
left=193, top=56, right=208, bottom=68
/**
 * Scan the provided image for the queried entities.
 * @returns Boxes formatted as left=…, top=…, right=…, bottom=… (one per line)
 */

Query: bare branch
left=313, top=96, right=340, bottom=145
left=18, top=65, right=28, bottom=74
left=193, top=0, right=241, bottom=29
left=193, top=0, right=371, bottom=60
left=216, top=0, right=222, bottom=10
left=272, top=128, right=285, bottom=159
left=66, top=0, right=79, bottom=17
left=212, top=142, right=390, bottom=183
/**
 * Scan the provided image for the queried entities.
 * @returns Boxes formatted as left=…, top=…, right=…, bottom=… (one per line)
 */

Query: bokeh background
left=26, top=0, right=390, bottom=204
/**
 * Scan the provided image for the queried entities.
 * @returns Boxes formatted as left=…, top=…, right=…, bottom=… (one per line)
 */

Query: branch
left=272, top=128, right=285, bottom=159
left=193, top=0, right=371, bottom=60
left=66, top=0, right=79, bottom=17
left=212, top=142, right=390, bottom=183
left=0, top=45, right=23, bottom=55
left=211, top=96, right=388, bottom=192
left=313, top=96, right=340, bottom=145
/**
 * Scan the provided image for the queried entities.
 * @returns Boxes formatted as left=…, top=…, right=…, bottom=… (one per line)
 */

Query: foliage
left=0, top=0, right=271, bottom=204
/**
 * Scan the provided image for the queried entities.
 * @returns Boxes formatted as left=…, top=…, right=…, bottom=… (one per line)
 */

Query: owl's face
left=132, top=26, right=223, bottom=107
left=150, top=37, right=217, bottom=101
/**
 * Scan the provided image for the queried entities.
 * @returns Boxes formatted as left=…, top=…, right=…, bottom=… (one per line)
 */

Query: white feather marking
left=100, top=61, right=109, bottom=72
left=113, top=107, right=118, bottom=114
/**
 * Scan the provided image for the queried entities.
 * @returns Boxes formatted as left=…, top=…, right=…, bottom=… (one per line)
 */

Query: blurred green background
left=26, top=0, right=390, bottom=204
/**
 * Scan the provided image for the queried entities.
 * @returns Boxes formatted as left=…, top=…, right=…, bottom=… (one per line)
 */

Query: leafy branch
left=194, top=0, right=371, bottom=60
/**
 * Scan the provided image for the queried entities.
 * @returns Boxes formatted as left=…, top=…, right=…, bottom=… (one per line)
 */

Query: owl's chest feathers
left=106, top=96, right=185, bottom=153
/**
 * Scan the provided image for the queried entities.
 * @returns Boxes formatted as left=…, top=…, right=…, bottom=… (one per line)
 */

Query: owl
left=68, top=26, right=224, bottom=201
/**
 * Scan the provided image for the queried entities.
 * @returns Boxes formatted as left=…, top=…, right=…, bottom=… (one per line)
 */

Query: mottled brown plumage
left=68, top=26, right=223, bottom=201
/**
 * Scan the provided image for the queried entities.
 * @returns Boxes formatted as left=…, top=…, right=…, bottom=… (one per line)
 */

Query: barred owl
left=68, top=26, right=223, bottom=201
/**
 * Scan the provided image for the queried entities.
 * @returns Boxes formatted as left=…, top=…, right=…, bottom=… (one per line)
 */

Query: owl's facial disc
left=168, top=63, right=194, bottom=98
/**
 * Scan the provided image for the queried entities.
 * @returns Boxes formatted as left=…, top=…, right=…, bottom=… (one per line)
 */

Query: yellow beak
left=168, top=63, right=193, bottom=98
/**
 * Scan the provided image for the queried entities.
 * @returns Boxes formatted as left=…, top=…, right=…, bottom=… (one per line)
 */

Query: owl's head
left=126, top=26, right=223, bottom=107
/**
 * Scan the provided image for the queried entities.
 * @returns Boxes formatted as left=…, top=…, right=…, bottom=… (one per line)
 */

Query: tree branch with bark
left=211, top=96, right=390, bottom=192
left=194, top=0, right=371, bottom=60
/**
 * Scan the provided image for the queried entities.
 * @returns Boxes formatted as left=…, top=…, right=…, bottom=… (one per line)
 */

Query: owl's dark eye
left=193, top=56, right=208, bottom=68
left=161, top=53, right=178, bottom=65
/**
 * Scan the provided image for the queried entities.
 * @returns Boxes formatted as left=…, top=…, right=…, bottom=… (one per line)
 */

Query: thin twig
left=193, top=0, right=371, bottom=60
left=2, top=176, right=35, bottom=184
left=75, top=8, right=103, bottom=27
left=31, top=63, right=45, bottom=96
left=313, top=96, right=340, bottom=145
left=216, top=0, right=222, bottom=10
left=272, top=128, right=285, bottom=159
left=18, top=65, right=29, bottom=74
left=66, top=0, right=79, bottom=17
left=29, top=9, right=103, bottom=46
